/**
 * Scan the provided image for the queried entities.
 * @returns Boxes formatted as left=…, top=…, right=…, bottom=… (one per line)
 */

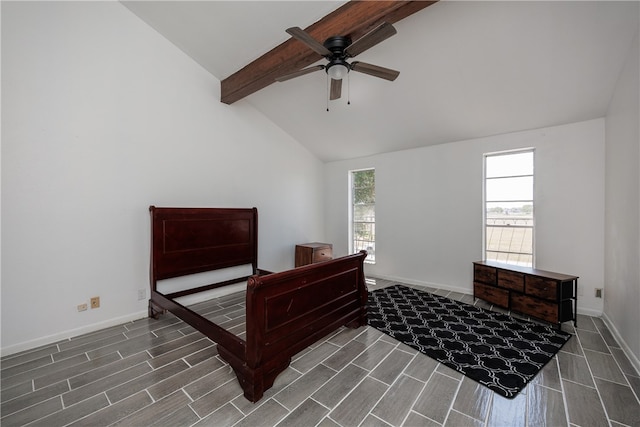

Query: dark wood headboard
left=149, top=206, right=258, bottom=297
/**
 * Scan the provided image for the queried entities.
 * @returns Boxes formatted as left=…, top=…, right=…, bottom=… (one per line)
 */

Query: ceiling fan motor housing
left=323, top=35, right=352, bottom=56
left=323, top=36, right=352, bottom=76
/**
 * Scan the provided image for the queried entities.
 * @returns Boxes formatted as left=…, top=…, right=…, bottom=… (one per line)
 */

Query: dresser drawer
left=474, top=264, right=497, bottom=285
left=511, top=294, right=558, bottom=324
left=498, top=270, right=524, bottom=292
left=525, top=276, right=557, bottom=300
left=474, top=282, right=508, bottom=308
left=312, top=247, right=332, bottom=263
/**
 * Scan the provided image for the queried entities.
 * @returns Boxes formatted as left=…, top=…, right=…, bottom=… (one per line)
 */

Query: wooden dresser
left=473, top=260, right=578, bottom=328
left=295, top=243, right=333, bottom=267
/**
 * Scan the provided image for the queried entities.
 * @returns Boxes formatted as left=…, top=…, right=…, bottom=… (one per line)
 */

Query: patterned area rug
left=367, top=285, right=571, bottom=398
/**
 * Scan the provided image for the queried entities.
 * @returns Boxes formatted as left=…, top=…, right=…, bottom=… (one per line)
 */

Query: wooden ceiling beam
left=220, top=0, right=438, bottom=105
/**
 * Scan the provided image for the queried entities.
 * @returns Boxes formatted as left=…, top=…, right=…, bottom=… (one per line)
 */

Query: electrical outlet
left=90, top=296, right=100, bottom=309
left=595, top=288, right=603, bottom=298
left=77, top=303, right=88, bottom=312
left=137, top=289, right=146, bottom=301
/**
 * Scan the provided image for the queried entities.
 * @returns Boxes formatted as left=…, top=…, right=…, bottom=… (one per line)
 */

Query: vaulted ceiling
left=122, top=1, right=638, bottom=162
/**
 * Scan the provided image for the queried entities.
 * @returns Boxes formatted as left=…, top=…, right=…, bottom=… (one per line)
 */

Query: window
left=350, top=169, right=375, bottom=263
left=484, top=150, right=534, bottom=267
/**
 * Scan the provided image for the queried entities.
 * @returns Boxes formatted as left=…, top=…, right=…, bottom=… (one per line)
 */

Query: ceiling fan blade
left=351, top=61, right=400, bottom=81
left=330, top=78, right=342, bottom=100
left=344, top=22, right=397, bottom=57
left=286, top=27, right=332, bottom=56
left=275, top=65, right=325, bottom=82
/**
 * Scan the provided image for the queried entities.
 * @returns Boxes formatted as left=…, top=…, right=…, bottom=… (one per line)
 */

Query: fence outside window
left=484, top=150, right=534, bottom=267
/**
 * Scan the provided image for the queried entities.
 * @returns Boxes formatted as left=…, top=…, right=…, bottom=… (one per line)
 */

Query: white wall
left=325, top=119, right=605, bottom=316
left=604, top=29, right=640, bottom=369
left=1, top=2, right=324, bottom=355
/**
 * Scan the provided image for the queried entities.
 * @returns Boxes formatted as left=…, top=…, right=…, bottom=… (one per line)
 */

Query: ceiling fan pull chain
left=347, top=73, right=351, bottom=105
left=326, top=74, right=330, bottom=111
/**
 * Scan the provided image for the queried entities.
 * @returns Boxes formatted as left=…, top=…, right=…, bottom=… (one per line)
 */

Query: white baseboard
left=601, top=312, right=640, bottom=376
left=369, top=274, right=472, bottom=295
left=1, top=310, right=148, bottom=358
left=1, top=283, right=249, bottom=358
left=576, top=307, right=603, bottom=317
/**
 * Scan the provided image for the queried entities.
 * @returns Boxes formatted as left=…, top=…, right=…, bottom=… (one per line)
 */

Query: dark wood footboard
left=218, top=251, right=368, bottom=402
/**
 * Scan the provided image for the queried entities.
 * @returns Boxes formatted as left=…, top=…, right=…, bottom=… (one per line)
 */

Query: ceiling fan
left=275, top=22, right=400, bottom=101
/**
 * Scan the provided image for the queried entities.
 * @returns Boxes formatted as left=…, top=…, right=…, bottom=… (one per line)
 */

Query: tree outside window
left=351, top=169, right=375, bottom=262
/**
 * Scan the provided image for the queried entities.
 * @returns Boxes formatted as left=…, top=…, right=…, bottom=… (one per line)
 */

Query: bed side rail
left=149, top=290, right=245, bottom=356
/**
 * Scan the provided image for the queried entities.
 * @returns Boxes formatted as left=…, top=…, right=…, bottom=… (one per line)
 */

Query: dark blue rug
left=367, top=285, right=571, bottom=398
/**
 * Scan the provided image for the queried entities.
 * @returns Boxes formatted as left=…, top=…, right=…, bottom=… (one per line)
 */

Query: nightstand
left=295, top=242, right=333, bottom=267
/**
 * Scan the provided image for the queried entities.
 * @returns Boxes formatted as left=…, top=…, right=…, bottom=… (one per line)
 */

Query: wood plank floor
left=2, top=278, right=639, bottom=426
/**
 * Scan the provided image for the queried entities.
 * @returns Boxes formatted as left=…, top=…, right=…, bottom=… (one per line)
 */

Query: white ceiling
left=122, top=1, right=639, bottom=162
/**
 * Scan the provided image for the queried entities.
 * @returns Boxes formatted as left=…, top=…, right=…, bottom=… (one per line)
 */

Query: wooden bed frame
left=149, top=206, right=368, bottom=402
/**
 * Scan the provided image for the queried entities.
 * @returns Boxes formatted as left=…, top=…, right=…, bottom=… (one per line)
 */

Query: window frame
left=483, top=148, right=535, bottom=267
left=349, top=168, right=375, bottom=264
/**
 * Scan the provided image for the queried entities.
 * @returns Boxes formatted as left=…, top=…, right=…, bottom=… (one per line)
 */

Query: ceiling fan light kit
left=277, top=22, right=400, bottom=107
left=326, top=62, right=349, bottom=80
